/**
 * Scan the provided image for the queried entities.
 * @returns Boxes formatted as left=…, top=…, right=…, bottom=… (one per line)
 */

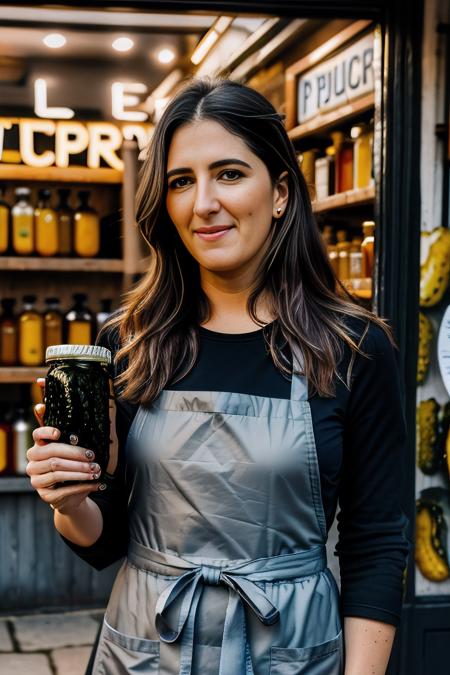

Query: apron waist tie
left=127, top=540, right=327, bottom=675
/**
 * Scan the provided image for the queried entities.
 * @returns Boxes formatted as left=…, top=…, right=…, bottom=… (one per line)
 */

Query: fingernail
left=98, top=483, right=107, bottom=491
left=52, top=429, right=60, bottom=439
left=92, top=473, right=100, bottom=480
left=89, top=463, right=100, bottom=472
left=85, top=450, right=95, bottom=460
left=69, top=433, right=79, bottom=445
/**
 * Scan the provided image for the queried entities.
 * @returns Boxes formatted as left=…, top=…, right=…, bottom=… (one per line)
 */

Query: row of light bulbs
left=42, top=33, right=175, bottom=63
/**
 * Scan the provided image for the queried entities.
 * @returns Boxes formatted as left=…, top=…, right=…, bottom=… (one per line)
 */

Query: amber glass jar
left=0, top=184, right=10, bottom=254
left=330, top=132, right=354, bottom=193
left=12, top=187, right=34, bottom=255
left=0, top=298, right=18, bottom=366
left=44, top=297, right=63, bottom=350
left=351, top=124, right=373, bottom=189
left=56, top=189, right=73, bottom=256
left=74, top=191, right=100, bottom=258
left=35, top=189, right=58, bottom=257
left=361, top=221, right=375, bottom=278
left=19, top=295, right=43, bottom=366
left=65, top=293, right=93, bottom=345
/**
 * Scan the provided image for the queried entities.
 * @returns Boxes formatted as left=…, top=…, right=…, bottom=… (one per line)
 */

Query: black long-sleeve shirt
left=64, top=317, right=410, bottom=627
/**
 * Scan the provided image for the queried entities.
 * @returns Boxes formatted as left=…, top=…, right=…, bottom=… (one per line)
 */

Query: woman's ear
left=273, top=171, right=289, bottom=219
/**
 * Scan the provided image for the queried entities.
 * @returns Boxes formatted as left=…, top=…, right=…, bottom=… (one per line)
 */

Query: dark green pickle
left=44, top=344, right=112, bottom=480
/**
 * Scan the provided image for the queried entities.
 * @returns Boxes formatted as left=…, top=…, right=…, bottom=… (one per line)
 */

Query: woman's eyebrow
left=166, top=158, right=252, bottom=180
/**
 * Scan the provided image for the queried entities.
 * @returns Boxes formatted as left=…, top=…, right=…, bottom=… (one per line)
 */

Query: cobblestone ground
left=0, top=609, right=103, bottom=675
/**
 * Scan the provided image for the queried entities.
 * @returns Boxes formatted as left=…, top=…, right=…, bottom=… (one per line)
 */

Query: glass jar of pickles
left=44, top=344, right=112, bottom=479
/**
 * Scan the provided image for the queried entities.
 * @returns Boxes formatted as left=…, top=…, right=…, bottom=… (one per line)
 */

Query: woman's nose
left=193, top=182, right=220, bottom=218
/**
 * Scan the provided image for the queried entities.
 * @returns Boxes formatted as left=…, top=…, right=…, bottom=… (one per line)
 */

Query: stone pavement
left=0, top=609, right=103, bottom=675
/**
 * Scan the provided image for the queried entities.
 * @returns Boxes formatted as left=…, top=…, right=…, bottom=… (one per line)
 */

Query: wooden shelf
left=0, top=477, right=34, bottom=493
left=0, top=367, right=46, bottom=383
left=288, top=92, right=375, bottom=143
left=312, top=184, right=375, bottom=212
left=0, top=256, right=124, bottom=272
left=0, top=164, right=123, bottom=184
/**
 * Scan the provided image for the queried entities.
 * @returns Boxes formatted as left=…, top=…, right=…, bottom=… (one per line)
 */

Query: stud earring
left=276, top=208, right=282, bottom=215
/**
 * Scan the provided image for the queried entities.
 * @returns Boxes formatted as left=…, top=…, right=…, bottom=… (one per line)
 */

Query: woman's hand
left=26, top=378, right=102, bottom=515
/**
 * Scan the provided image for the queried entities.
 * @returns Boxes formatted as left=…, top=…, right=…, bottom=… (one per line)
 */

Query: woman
left=27, top=78, right=409, bottom=675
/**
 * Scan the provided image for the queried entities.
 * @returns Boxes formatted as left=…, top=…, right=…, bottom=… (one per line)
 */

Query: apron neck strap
left=290, top=350, right=308, bottom=401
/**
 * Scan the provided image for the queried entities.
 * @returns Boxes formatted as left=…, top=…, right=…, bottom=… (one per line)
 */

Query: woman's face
left=165, top=119, right=288, bottom=278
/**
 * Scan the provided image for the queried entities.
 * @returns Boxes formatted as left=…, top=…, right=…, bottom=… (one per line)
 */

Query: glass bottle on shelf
left=19, top=295, right=44, bottom=366
left=12, top=406, right=32, bottom=475
left=0, top=298, right=18, bottom=366
left=56, top=188, right=73, bottom=257
left=0, top=404, right=12, bottom=476
left=330, top=132, right=354, bottom=194
left=351, top=124, right=374, bottom=189
left=299, top=149, right=318, bottom=198
left=96, top=299, right=113, bottom=336
left=322, top=225, right=338, bottom=274
left=361, top=221, right=375, bottom=278
left=35, top=189, right=58, bottom=257
left=74, top=191, right=100, bottom=258
left=336, top=229, right=351, bottom=280
left=349, top=236, right=364, bottom=280
left=314, top=148, right=335, bottom=201
left=0, top=184, right=10, bottom=254
left=12, top=187, right=34, bottom=256
left=65, top=293, right=93, bottom=345
left=44, top=297, right=63, bottom=350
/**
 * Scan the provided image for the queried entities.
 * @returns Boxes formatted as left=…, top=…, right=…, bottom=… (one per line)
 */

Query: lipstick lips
left=194, top=225, right=235, bottom=242
left=194, top=225, right=234, bottom=234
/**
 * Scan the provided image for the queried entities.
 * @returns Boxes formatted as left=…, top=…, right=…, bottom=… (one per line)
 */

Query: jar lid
left=45, top=344, right=111, bottom=364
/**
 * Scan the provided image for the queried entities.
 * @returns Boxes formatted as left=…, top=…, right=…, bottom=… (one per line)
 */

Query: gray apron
left=92, top=361, right=344, bottom=674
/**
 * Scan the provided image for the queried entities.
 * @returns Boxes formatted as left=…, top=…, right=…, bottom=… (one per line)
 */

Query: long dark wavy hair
left=105, top=77, right=393, bottom=404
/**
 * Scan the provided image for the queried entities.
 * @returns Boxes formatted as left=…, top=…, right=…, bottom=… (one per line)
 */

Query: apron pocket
left=94, top=619, right=160, bottom=674
left=270, top=631, right=343, bottom=675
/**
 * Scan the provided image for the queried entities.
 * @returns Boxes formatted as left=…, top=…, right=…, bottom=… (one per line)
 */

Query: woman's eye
left=220, top=169, right=243, bottom=181
left=168, top=176, right=191, bottom=189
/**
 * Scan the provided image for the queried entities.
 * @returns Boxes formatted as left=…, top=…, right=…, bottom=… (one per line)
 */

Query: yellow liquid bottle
left=351, top=124, right=373, bottom=189
left=12, top=187, right=34, bottom=255
left=65, top=293, right=93, bottom=345
left=44, top=297, right=63, bottom=350
left=35, top=188, right=58, bottom=257
left=0, top=184, right=10, bottom=254
left=56, top=188, right=73, bottom=256
left=336, top=230, right=351, bottom=280
left=361, top=221, right=375, bottom=278
left=19, top=295, right=43, bottom=366
left=0, top=298, right=18, bottom=366
left=74, top=191, right=100, bottom=258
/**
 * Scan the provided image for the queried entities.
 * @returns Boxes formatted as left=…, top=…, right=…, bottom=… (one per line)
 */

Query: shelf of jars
left=312, top=184, right=375, bottom=213
left=0, top=164, right=122, bottom=184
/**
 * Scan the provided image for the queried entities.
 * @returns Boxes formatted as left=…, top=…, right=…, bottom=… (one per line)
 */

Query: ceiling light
left=43, top=33, right=66, bottom=49
left=158, top=48, right=175, bottom=64
left=191, top=16, right=233, bottom=66
left=112, top=37, right=134, bottom=52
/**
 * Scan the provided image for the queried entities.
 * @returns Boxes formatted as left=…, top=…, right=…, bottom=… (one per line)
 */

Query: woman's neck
left=199, top=271, right=274, bottom=333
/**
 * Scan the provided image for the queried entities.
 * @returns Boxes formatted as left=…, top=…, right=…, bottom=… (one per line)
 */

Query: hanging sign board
left=297, top=31, right=374, bottom=124
left=438, top=305, right=450, bottom=396
left=0, top=117, right=153, bottom=171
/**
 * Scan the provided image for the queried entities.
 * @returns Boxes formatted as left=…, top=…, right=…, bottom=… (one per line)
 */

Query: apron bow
left=128, top=540, right=326, bottom=675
